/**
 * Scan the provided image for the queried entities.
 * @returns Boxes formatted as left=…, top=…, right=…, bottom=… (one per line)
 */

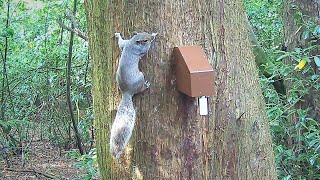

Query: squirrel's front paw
left=115, top=33, right=121, bottom=38
left=144, top=80, right=150, bottom=89
left=139, top=80, right=150, bottom=92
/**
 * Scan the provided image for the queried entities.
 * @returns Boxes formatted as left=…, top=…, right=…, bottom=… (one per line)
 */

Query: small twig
left=57, top=18, right=88, bottom=41
left=27, top=62, right=87, bottom=72
left=236, top=112, right=245, bottom=121
left=4, top=168, right=62, bottom=179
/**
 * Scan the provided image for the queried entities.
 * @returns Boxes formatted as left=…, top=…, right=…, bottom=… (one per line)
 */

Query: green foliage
left=269, top=49, right=320, bottom=180
left=292, top=4, right=320, bottom=42
left=0, top=0, right=93, bottom=165
left=246, top=0, right=320, bottom=179
left=66, top=148, right=99, bottom=180
left=245, top=0, right=283, bottom=51
left=261, top=48, right=320, bottom=180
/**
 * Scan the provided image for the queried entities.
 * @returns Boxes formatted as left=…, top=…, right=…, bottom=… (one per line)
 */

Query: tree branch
left=57, top=18, right=88, bottom=41
left=66, top=0, right=84, bottom=155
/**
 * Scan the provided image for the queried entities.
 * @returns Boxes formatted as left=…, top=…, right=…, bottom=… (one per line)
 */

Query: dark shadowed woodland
left=0, top=0, right=319, bottom=179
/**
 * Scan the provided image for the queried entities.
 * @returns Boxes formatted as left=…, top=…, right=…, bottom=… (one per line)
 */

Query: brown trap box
left=173, top=46, right=214, bottom=97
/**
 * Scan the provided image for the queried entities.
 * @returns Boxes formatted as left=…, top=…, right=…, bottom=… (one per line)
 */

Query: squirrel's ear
left=151, top=32, right=158, bottom=41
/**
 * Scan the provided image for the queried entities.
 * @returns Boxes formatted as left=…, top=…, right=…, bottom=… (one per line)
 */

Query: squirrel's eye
left=136, top=39, right=148, bottom=44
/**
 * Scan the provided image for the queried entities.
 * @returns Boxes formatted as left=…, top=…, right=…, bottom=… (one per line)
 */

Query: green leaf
left=309, top=139, right=320, bottom=148
left=302, top=30, right=309, bottom=39
left=276, top=53, right=290, bottom=61
left=300, top=121, right=308, bottom=129
left=294, top=12, right=301, bottom=21
left=1, top=28, right=14, bottom=37
left=305, top=57, right=311, bottom=63
left=309, top=154, right=318, bottom=166
left=314, top=56, right=320, bottom=67
left=294, top=47, right=302, bottom=54
left=313, top=25, right=320, bottom=34
left=308, top=118, right=318, bottom=126
left=282, top=175, right=291, bottom=180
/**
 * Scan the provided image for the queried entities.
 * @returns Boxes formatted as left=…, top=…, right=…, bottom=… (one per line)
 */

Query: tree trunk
left=85, top=0, right=277, bottom=179
left=66, top=0, right=84, bottom=155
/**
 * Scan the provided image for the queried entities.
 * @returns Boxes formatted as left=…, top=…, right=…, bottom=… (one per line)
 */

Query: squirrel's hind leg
left=133, top=72, right=150, bottom=94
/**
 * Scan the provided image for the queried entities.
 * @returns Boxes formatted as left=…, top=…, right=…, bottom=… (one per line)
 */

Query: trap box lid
left=173, top=46, right=215, bottom=97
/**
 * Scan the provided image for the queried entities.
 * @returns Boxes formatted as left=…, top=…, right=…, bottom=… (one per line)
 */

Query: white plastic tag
left=199, top=96, right=208, bottom=116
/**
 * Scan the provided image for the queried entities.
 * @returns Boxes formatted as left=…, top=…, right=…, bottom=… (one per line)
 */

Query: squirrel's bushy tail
left=110, top=92, right=135, bottom=159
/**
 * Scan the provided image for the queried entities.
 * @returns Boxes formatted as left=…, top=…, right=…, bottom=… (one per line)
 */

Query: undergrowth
left=246, top=0, right=320, bottom=179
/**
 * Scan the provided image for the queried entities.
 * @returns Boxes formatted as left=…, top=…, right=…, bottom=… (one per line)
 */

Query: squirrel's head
left=127, top=32, right=157, bottom=56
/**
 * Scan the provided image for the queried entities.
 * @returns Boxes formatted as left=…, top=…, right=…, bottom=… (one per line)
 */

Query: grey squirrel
left=110, top=32, right=157, bottom=159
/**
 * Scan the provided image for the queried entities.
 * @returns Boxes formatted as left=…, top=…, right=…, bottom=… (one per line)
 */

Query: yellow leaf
left=28, top=43, right=33, bottom=48
left=295, top=59, right=307, bottom=70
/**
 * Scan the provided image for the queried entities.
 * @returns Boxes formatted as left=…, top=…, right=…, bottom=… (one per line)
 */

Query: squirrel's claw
left=144, top=80, right=150, bottom=89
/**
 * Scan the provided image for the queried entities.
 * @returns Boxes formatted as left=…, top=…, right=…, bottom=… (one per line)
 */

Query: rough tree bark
left=85, top=0, right=277, bottom=179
